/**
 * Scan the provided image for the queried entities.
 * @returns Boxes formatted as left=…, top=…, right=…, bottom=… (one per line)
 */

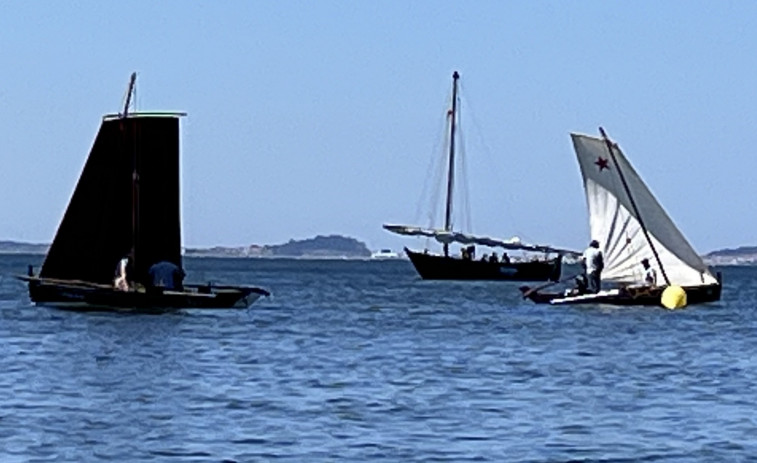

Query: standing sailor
left=113, top=249, right=134, bottom=291
left=582, top=240, right=604, bottom=293
left=641, top=258, right=657, bottom=286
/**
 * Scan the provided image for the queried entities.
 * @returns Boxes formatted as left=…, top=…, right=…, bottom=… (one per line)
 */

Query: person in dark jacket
left=147, top=260, right=185, bottom=292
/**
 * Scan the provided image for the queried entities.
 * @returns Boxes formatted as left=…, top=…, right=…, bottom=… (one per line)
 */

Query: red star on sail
left=595, top=157, right=610, bottom=171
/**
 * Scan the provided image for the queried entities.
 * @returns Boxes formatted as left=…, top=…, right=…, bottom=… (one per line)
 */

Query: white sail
left=383, top=224, right=580, bottom=256
left=571, top=133, right=718, bottom=286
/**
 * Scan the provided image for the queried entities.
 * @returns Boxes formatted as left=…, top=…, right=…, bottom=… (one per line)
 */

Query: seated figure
left=147, top=260, right=186, bottom=292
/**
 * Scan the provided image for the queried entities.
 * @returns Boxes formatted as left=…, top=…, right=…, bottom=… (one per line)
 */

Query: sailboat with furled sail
left=521, top=128, right=721, bottom=307
left=384, top=71, right=577, bottom=281
left=19, top=73, right=269, bottom=311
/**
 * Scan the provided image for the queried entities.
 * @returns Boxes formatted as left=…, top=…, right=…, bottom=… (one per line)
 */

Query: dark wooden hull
left=520, top=282, right=722, bottom=307
left=405, top=248, right=561, bottom=281
left=20, top=276, right=269, bottom=312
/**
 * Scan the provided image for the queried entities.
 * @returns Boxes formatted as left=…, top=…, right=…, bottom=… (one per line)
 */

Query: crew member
left=582, top=240, right=604, bottom=293
left=641, top=258, right=657, bottom=286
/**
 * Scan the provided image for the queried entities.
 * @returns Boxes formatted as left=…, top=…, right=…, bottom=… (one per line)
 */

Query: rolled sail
left=383, top=224, right=580, bottom=256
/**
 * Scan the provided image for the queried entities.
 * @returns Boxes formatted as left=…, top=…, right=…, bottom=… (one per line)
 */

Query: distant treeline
left=184, top=234, right=372, bottom=258
left=705, top=246, right=757, bottom=257
left=0, top=241, right=49, bottom=254
left=2, top=238, right=755, bottom=262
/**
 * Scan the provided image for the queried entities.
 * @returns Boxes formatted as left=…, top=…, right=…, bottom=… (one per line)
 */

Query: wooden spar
left=521, top=272, right=582, bottom=299
left=122, top=72, right=137, bottom=118
left=123, top=72, right=139, bottom=273
left=442, top=71, right=460, bottom=257
left=598, top=127, right=670, bottom=286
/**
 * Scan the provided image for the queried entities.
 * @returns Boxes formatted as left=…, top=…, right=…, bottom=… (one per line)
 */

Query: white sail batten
left=383, top=224, right=580, bottom=256
left=571, top=133, right=717, bottom=286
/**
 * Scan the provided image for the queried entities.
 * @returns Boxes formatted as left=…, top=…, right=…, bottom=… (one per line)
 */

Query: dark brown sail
left=22, top=74, right=266, bottom=310
left=40, top=115, right=181, bottom=285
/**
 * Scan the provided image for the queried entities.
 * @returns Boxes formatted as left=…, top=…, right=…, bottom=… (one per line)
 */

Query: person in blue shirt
left=146, top=260, right=185, bottom=292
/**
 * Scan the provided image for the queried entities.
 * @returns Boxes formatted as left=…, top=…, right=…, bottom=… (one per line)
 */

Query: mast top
left=121, top=72, right=137, bottom=119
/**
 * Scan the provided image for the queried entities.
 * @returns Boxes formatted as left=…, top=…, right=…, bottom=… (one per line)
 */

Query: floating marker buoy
left=661, top=285, right=687, bottom=309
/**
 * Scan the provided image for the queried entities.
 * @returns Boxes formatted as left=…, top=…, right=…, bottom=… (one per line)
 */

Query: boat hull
left=520, top=283, right=722, bottom=307
left=21, top=277, right=269, bottom=312
left=405, top=248, right=561, bottom=281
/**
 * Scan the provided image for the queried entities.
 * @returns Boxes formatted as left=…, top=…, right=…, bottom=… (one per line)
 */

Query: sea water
left=1, top=254, right=756, bottom=462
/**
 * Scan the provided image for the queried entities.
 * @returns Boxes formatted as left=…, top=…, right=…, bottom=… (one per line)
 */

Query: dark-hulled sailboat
left=384, top=71, right=576, bottom=281
left=19, top=74, right=269, bottom=311
left=521, top=128, right=721, bottom=307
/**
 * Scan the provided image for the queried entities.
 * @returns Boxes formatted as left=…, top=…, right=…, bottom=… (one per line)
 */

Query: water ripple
left=0, top=257, right=755, bottom=461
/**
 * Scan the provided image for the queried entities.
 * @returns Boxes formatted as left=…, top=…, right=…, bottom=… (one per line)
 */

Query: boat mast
left=123, top=72, right=136, bottom=117
left=122, top=72, right=139, bottom=272
left=443, top=71, right=460, bottom=257
left=599, top=127, right=670, bottom=286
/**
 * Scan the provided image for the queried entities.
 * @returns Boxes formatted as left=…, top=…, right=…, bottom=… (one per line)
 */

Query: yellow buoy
left=661, top=285, right=687, bottom=309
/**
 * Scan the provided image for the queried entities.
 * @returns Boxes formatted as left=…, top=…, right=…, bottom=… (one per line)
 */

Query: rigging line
left=426, top=88, right=455, bottom=231
left=457, top=123, right=473, bottom=234
left=599, top=127, right=670, bottom=286
left=427, top=119, right=451, bottom=229
left=458, top=85, right=519, bottom=238
left=452, top=82, right=471, bottom=233
left=413, top=99, right=449, bottom=228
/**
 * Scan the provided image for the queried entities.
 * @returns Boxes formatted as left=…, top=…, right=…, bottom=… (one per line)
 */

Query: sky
left=1, top=2, right=756, bottom=254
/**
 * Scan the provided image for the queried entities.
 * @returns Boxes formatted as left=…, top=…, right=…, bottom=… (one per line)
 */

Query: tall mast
left=442, top=71, right=460, bottom=257
left=599, top=127, right=670, bottom=286
left=122, top=73, right=139, bottom=271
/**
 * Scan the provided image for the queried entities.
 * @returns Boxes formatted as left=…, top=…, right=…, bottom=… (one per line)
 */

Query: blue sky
left=1, top=2, right=755, bottom=253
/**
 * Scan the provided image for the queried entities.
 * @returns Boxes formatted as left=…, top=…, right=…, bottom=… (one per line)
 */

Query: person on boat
left=489, top=252, right=498, bottom=263
left=146, top=260, right=186, bottom=292
left=480, top=253, right=488, bottom=262
left=501, top=253, right=510, bottom=264
left=582, top=240, right=604, bottom=293
left=641, top=258, right=657, bottom=286
left=113, top=250, right=134, bottom=291
left=461, top=247, right=470, bottom=260
left=564, top=273, right=589, bottom=296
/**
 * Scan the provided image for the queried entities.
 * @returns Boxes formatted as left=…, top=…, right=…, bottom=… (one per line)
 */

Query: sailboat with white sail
left=521, top=128, right=721, bottom=307
left=384, top=71, right=577, bottom=281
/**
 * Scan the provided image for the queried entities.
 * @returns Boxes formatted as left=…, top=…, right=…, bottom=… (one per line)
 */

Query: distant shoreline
left=1, top=239, right=754, bottom=265
left=0, top=235, right=389, bottom=261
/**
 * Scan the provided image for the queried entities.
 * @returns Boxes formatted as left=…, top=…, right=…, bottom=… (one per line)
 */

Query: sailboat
left=384, top=71, right=576, bottom=281
left=18, top=73, right=269, bottom=311
left=521, top=128, right=722, bottom=306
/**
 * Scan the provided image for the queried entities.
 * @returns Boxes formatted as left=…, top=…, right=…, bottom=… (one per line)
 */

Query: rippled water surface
left=1, top=255, right=756, bottom=462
